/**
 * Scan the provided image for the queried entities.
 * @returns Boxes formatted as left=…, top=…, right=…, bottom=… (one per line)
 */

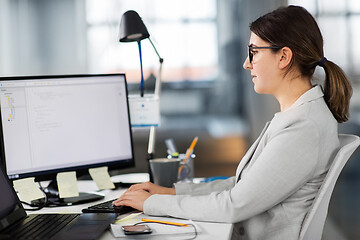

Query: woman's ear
left=278, top=47, right=293, bottom=69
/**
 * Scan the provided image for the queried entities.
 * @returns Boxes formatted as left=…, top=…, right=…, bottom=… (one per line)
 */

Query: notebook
left=0, top=168, right=116, bottom=240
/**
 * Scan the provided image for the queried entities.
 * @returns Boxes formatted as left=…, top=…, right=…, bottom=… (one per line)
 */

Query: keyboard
left=3, top=214, right=78, bottom=240
left=82, top=198, right=135, bottom=214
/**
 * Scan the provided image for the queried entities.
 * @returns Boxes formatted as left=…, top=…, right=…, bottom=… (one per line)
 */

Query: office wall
left=0, top=0, right=16, bottom=75
left=0, top=0, right=87, bottom=76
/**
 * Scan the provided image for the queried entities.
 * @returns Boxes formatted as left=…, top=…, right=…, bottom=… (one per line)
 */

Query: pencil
left=141, top=218, right=189, bottom=227
left=185, top=136, right=198, bottom=160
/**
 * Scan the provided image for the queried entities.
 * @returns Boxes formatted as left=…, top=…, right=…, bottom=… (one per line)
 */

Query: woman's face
left=243, top=32, right=282, bottom=95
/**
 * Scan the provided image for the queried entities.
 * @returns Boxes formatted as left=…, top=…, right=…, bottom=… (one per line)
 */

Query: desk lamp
left=119, top=10, right=164, bottom=182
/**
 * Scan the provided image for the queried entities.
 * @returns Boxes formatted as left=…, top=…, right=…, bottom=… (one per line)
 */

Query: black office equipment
left=0, top=74, right=135, bottom=205
left=0, top=167, right=116, bottom=240
left=82, top=198, right=135, bottom=214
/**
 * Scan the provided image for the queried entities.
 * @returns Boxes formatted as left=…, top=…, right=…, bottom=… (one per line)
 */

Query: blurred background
left=0, top=0, right=359, bottom=239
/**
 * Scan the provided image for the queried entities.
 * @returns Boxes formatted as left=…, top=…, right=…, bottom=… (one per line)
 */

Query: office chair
left=299, top=134, right=360, bottom=240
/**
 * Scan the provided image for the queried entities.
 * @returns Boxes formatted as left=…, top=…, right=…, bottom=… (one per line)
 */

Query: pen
left=141, top=218, right=189, bottom=227
left=165, top=138, right=178, bottom=155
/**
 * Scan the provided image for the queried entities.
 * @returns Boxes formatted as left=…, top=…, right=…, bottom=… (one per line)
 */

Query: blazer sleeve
left=174, top=177, right=236, bottom=195
left=143, top=119, right=320, bottom=223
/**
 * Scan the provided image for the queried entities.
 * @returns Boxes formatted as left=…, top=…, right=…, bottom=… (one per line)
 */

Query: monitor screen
left=0, top=74, right=134, bottom=181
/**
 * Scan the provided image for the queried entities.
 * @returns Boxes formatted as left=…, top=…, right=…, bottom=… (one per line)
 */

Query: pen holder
left=171, top=153, right=195, bottom=183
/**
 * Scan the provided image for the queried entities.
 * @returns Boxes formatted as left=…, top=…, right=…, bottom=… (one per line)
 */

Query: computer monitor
left=0, top=73, right=134, bottom=204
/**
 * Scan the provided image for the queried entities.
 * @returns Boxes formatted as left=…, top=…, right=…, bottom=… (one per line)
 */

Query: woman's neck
left=275, top=75, right=312, bottom=112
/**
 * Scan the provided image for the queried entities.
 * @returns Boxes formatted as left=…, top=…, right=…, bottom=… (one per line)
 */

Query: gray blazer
left=144, top=85, right=339, bottom=240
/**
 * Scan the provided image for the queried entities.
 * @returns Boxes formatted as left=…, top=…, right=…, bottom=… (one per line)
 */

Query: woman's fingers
left=127, top=182, right=150, bottom=192
left=112, top=182, right=176, bottom=209
left=124, top=182, right=175, bottom=195
left=112, top=190, right=151, bottom=211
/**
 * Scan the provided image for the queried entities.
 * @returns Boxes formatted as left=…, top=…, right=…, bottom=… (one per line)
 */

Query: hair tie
left=318, top=57, right=327, bottom=67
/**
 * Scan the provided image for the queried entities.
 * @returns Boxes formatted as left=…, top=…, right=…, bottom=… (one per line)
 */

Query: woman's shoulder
left=278, top=95, right=335, bottom=121
left=270, top=97, right=337, bottom=136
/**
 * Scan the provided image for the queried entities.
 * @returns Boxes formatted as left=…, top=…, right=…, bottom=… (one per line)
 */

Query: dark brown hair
left=250, top=5, right=352, bottom=123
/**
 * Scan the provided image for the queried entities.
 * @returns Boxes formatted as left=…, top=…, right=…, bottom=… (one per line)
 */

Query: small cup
left=149, top=158, right=180, bottom=187
left=177, top=153, right=195, bottom=183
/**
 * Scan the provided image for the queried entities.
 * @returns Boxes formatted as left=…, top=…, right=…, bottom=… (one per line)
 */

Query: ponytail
left=322, top=60, right=352, bottom=123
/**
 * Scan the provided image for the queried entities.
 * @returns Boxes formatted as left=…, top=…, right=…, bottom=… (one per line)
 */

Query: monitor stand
left=32, top=180, right=104, bottom=207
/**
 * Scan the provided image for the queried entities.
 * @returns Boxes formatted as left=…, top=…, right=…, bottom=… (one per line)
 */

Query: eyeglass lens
left=248, top=48, right=253, bottom=63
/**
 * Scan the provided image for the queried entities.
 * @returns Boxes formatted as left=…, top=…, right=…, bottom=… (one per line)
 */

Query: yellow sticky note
left=56, top=171, right=79, bottom=198
left=13, top=177, right=44, bottom=202
left=89, top=166, right=115, bottom=190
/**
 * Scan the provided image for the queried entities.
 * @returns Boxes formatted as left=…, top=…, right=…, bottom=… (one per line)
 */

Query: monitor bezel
left=0, top=73, right=135, bottom=182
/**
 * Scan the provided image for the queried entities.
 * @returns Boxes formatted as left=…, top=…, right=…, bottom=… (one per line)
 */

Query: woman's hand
left=112, top=190, right=151, bottom=211
left=112, top=182, right=175, bottom=211
left=126, top=182, right=176, bottom=195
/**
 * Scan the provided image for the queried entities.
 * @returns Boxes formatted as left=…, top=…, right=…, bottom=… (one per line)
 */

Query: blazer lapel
left=235, top=121, right=271, bottom=182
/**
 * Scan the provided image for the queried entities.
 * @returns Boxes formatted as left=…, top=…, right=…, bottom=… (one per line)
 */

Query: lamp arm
left=148, top=38, right=163, bottom=63
left=146, top=57, right=162, bottom=163
left=147, top=126, right=156, bottom=159
left=146, top=38, right=163, bottom=183
left=148, top=38, right=163, bottom=96
left=137, top=41, right=145, bottom=97
left=154, top=60, right=163, bottom=96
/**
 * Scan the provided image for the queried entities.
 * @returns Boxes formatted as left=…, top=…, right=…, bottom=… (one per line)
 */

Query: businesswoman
left=114, top=5, right=352, bottom=239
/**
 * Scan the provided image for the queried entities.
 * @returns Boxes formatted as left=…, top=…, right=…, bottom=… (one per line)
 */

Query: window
left=86, top=0, right=218, bottom=84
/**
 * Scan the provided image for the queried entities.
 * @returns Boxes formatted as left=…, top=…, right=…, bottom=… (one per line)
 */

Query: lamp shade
left=119, top=10, right=150, bottom=42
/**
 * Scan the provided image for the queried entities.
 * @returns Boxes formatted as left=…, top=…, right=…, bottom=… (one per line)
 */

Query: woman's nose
left=243, top=56, right=252, bottom=70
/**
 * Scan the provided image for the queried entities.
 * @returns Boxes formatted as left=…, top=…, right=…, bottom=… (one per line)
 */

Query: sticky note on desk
left=56, top=171, right=79, bottom=198
left=13, top=177, right=44, bottom=202
left=89, top=166, right=115, bottom=190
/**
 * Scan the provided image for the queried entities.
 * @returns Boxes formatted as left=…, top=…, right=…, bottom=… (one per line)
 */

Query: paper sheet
left=114, top=212, right=143, bottom=225
left=110, top=214, right=200, bottom=238
left=89, top=166, right=115, bottom=190
left=56, top=171, right=79, bottom=198
left=128, top=94, right=160, bottom=127
left=13, top=177, right=44, bottom=202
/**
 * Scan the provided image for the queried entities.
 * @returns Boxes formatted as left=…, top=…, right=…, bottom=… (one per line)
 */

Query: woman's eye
left=250, top=50, right=258, bottom=55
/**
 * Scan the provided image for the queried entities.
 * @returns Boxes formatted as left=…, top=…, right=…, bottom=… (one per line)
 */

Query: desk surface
left=27, top=174, right=232, bottom=240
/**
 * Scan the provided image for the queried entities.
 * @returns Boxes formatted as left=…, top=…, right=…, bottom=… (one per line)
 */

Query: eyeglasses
left=248, top=45, right=281, bottom=63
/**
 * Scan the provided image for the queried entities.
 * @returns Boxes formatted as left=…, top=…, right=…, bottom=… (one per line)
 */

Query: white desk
left=27, top=174, right=232, bottom=240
